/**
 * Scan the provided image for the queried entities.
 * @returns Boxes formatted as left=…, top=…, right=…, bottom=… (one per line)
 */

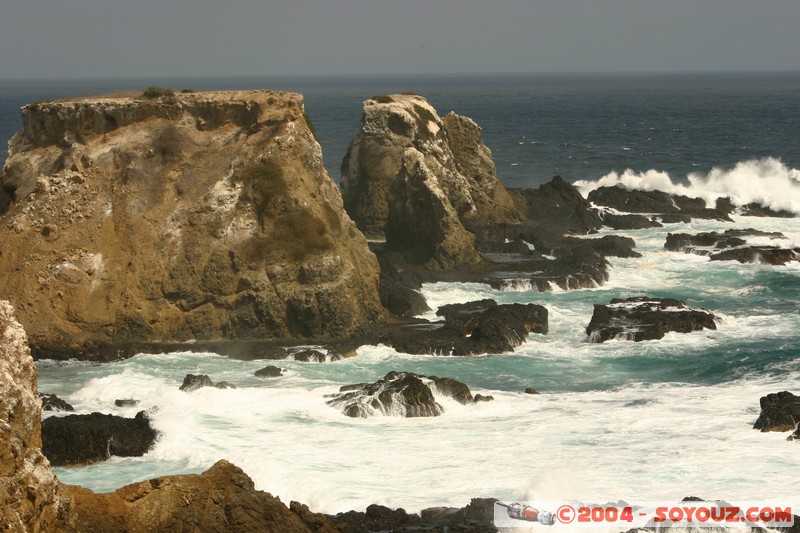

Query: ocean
left=3, top=73, right=800, bottom=523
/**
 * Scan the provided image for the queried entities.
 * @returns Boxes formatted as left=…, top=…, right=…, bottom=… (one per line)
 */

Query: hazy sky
left=1, top=0, right=799, bottom=79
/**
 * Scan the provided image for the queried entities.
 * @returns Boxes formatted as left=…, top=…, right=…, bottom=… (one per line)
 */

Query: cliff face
left=0, top=91, right=384, bottom=356
left=340, top=94, right=517, bottom=254
left=0, top=301, right=61, bottom=531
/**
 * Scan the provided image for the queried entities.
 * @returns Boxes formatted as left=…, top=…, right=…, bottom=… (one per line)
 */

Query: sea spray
left=574, top=157, right=800, bottom=215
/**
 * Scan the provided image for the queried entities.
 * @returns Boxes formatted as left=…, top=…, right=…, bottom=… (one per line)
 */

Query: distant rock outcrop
left=0, top=90, right=384, bottom=359
left=665, top=229, right=798, bottom=265
left=587, top=297, right=718, bottom=343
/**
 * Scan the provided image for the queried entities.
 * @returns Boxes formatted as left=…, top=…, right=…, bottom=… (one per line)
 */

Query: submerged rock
left=114, top=399, right=139, bottom=408
left=178, top=373, right=237, bottom=391
left=255, top=365, right=284, bottom=378
left=41, top=411, right=157, bottom=466
left=326, top=371, right=485, bottom=418
left=179, top=374, right=215, bottom=392
left=753, top=391, right=800, bottom=433
left=41, top=393, right=75, bottom=412
left=587, top=297, right=718, bottom=343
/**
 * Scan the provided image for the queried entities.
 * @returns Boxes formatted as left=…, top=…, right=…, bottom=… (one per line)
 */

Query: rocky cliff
left=341, top=94, right=517, bottom=269
left=0, top=90, right=384, bottom=357
left=0, top=301, right=61, bottom=531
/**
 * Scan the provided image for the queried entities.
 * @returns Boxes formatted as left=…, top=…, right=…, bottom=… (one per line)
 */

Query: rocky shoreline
left=2, top=88, right=798, bottom=531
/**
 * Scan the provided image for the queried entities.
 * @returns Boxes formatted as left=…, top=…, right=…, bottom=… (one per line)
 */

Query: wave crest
left=574, top=157, right=800, bottom=214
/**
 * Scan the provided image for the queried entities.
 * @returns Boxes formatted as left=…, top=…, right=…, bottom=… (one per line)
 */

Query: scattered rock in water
left=586, top=297, right=718, bottom=343
left=328, top=371, right=443, bottom=418
left=753, top=391, right=800, bottom=433
left=179, top=374, right=215, bottom=392
left=291, top=349, right=340, bottom=363
left=430, top=376, right=474, bottom=405
left=40, top=393, right=74, bottom=412
left=383, top=299, right=548, bottom=356
left=255, top=365, right=284, bottom=378
left=41, top=411, right=157, bottom=466
left=179, top=374, right=236, bottom=391
left=524, top=388, right=540, bottom=395
left=664, top=229, right=797, bottom=265
left=473, top=394, right=494, bottom=403
left=326, top=371, right=488, bottom=418
left=114, top=399, right=139, bottom=408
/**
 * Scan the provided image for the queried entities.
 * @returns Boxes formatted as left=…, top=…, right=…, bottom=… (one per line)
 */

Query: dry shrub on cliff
left=274, top=208, right=333, bottom=260
left=141, top=86, right=175, bottom=99
left=372, top=95, right=394, bottom=104
left=240, top=161, right=289, bottom=227
left=153, top=125, right=185, bottom=162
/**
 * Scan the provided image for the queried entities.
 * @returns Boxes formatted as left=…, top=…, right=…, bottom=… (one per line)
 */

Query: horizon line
left=2, top=68, right=800, bottom=83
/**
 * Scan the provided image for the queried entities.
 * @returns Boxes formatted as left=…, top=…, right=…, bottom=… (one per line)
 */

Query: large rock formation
left=0, top=301, right=61, bottom=531
left=341, top=94, right=517, bottom=241
left=0, top=90, right=384, bottom=358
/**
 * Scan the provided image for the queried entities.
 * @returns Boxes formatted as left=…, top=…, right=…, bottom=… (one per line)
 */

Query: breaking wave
left=574, top=157, right=800, bottom=215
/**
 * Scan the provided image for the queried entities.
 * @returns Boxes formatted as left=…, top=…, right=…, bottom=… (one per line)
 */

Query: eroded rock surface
left=0, top=301, right=61, bottom=531
left=0, top=90, right=384, bottom=358
left=587, top=297, right=718, bottom=343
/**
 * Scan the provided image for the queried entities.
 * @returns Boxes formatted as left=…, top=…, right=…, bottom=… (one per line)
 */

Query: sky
left=1, top=0, right=799, bottom=80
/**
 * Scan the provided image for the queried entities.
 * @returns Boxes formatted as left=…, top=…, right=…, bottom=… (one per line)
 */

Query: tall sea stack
left=0, top=90, right=384, bottom=357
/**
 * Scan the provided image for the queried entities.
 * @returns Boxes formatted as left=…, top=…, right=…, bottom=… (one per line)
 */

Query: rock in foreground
left=0, top=301, right=60, bottom=531
left=41, top=411, right=158, bottom=466
left=587, top=297, right=718, bottom=343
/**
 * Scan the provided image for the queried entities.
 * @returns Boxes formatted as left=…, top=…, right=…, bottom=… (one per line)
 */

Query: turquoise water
left=37, top=215, right=800, bottom=515
left=4, top=72, right=798, bottom=517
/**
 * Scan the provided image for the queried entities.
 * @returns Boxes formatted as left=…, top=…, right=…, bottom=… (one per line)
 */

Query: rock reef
left=587, top=297, right=718, bottom=343
left=0, top=90, right=384, bottom=358
left=1, top=299, right=502, bottom=531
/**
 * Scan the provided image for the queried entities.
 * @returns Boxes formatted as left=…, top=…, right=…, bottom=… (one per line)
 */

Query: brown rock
left=0, top=301, right=61, bottom=531
left=0, top=91, right=384, bottom=358
left=59, top=460, right=313, bottom=533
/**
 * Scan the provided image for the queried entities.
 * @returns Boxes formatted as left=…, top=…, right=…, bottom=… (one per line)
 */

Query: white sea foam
left=48, top=355, right=800, bottom=515
left=40, top=212, right=800, bottom=518
left=574, top=157, right=800, bottom=215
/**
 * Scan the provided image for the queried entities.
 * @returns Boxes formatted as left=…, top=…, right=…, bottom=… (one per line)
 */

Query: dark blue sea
left=3, top=73, right=799, bottom=518
left=3, top=72, right=800, bottom=187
